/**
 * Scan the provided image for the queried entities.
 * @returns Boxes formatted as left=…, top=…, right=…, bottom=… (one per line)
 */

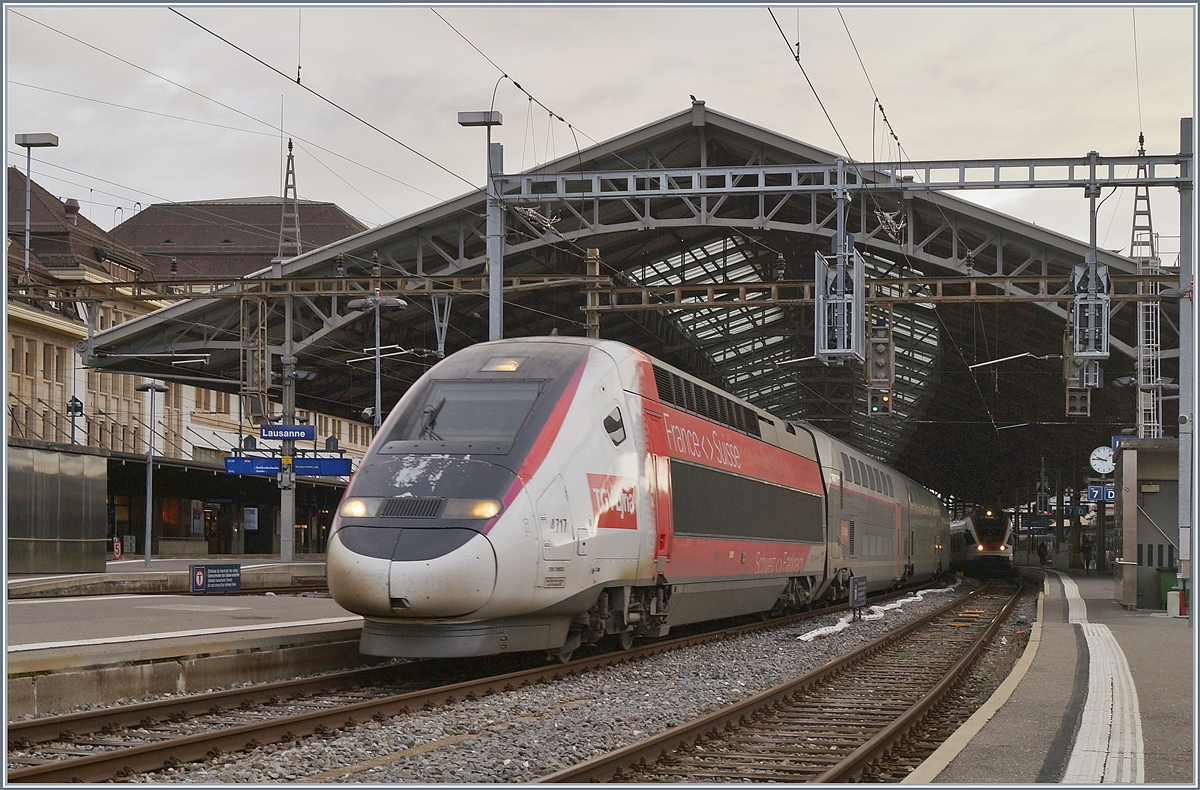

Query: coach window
left=603, top=406, right=626, bottom=445
left=841, top=453, right=852, bottom=479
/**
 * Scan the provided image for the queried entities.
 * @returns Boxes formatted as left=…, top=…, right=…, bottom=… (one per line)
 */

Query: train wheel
left=614, top=631, right=634, bottom=651
left=549, top=645, right=574, bottom=663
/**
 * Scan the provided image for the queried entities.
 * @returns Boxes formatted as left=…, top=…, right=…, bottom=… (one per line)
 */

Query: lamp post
left=15, top=133, right=59, bottom=283
left=135, top=381, right=170, bottom=567
left=347, top=290, right=407, bottom=435
left=66, top=396, right=83, bottom=444
left=457, top=111, right=504, bottom=341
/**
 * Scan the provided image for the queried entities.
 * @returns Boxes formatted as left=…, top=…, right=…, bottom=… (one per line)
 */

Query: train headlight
left=443, top=498, right=503, bottom=519
left=340, top=497, right=384, bottom=519
left=977, top=544, right=984, bottom=551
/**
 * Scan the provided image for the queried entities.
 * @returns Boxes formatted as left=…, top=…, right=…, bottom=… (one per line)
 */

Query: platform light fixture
left=458, top=110, right=504, bottom=341
left=15, top=133, right=58, bottom=282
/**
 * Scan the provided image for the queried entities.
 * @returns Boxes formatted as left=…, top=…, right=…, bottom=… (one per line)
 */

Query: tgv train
left=950, top=506, right=1015, bottom=575
left=327, top=338, right=951, bottom=660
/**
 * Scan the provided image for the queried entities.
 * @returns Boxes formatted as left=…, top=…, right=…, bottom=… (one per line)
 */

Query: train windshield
left=388, top=380, right=542, bottom=444
left=975, top=515, right=1008, bottom=542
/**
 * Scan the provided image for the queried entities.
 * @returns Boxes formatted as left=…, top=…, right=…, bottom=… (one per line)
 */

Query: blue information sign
left=260, top=425, right=317, bottom=441
left=225, top=456, right=283, bottom=475
left=294, top=457, right=353, bottom=476
left=190, top=564, right=241, bottom=592
left=1086, top=485, right=1116, bottom=502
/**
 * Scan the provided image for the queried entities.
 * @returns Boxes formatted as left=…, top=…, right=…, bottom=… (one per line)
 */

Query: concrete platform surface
left=908, top=568, right=1194, bottom=785
left=7, top=557, right=326, bottom=599
left=7, top=590, right=360, bottom=674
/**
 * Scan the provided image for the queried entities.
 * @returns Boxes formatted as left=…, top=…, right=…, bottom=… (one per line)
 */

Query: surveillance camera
left=361, top=406, right=375, bottom=420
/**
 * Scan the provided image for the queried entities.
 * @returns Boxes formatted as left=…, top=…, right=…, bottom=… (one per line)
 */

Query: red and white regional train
left=328, top=338, right=951, bottom=660
left=950, top=506, right=1015, bottom=575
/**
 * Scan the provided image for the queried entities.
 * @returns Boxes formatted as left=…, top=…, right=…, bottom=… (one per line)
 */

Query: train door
left=642, top=410, right=673, bottom=568
left=829, top=470, right=845, bottom=561
left=537, top=476, right=574, bottom=561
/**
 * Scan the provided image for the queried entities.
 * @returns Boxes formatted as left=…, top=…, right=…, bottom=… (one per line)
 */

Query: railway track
left=538, top=579, right=1020, bottom=783
left=5, top=582, right=950, bottom=783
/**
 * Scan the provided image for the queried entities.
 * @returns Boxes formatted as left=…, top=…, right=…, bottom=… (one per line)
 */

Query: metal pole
left=280, top=297, right=296, bottom=563
left=23, top=146, right=31, bottom=281
left=374, top=289, right=382, bottom=435
left=586, top=249, right=601, bottom=339
left=1177, top=117, right=1194, bottom=626
left=144, top=389, right=155, bottom=568
left=486, top=133, right=504, bottom=341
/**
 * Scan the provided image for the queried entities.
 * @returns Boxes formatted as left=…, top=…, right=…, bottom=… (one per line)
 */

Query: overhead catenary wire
left=819, top=9, right=1007, bottom=433
left=1132, top=8, right=1144, bottom=136
left=168, top=8, right=476, bottom=189
left=5, top=21, right=444, bottom=207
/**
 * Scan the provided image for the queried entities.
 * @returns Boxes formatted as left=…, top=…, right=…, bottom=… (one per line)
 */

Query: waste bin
left=1158, top=567, right=1179, bottom=609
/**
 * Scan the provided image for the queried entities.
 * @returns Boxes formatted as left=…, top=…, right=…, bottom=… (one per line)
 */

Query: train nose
left=388, top=529, right=496, bottom=615
left=328, top=527, right=497, bottom=617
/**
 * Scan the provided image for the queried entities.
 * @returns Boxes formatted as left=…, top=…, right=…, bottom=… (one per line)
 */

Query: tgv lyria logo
left=586, top=474, right=637, bottom=529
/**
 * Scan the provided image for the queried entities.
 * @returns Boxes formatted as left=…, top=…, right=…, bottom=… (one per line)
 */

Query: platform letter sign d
left=192, top=565, right=207, bottom=593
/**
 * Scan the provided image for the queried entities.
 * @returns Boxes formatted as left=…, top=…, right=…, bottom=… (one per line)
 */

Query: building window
left=195, top=387, right=211, bottom=413
left=54, top=347, right=66, bottom=383
left=25, top=339, right=37, bottom=378
left=215, top=391, right=230, bottom=414
left=42, top=345, right=53, bottom=382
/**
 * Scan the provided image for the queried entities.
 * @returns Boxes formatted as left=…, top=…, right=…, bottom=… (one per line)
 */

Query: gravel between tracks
left=132, top=579, right=999, bottom=783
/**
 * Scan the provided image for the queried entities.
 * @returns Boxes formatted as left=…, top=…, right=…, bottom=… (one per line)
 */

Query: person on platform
left=1037, top=541, right=1048, bottom=567
left=1081, top=534, right=1094, bottom=573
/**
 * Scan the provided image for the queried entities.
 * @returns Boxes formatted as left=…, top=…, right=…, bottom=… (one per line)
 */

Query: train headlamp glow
left=985, top=510, right=994, bottom=517
left=481, top=357, right=525, bottom=372
left=340, top=497, right=384, bottom=518
left=977, top=544, right=985, bottom=551
left=443, top=498, right=502, bottom=519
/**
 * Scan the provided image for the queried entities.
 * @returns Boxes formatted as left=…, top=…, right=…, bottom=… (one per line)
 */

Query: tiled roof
left=111, top=198, right=369, bottom=277
left=6, top=167, right=155, bottom=277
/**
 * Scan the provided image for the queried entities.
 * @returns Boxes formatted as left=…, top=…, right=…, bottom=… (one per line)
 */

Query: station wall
left=7, top=445, right=107, bottom=573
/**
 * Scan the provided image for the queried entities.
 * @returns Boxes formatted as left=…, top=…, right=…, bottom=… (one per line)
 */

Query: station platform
left=5, top=557, right=371, bottom=718
left=907, top=567, right=1194, bottom=785
left=7, top=556, right=328, bottom=599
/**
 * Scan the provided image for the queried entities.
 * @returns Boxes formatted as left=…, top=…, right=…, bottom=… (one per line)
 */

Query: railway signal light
left=1066, top=386, right=1091, bottom=417
left=869, top=390, right=892, bottom=416
left=866, top=318, right=894, bottom=388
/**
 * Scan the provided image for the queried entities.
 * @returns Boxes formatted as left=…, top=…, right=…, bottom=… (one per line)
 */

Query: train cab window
left=389, top=380, right=541, bottom=443
left=841, top=453, right=852, bottom=478
left=850, top=458, right=862, bottom=486
left=603, top=406, right=626, bottom=445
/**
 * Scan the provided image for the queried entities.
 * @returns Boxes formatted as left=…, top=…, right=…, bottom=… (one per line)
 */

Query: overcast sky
left=5, top=4, right=1196, bottom=261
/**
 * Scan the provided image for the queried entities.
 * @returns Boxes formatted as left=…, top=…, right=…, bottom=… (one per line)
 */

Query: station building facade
left=6, top=170, right=371, bottom=572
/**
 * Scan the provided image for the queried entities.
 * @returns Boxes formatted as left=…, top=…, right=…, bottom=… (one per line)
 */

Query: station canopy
left=87, top=104, right=1178, bottom=504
